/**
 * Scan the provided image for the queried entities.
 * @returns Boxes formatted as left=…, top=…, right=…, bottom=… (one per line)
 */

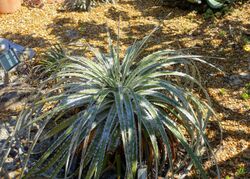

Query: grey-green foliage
left=34, top=44, right=67, bottom=78
left=63, top=0, right=228, bottom=11
left=158, top=0, right=231, bottom=9
left=0, top=30, right=220, bottom=178
left=64, top=0, right=116, bottom=11
left=189, top=0, right=224, bottom=9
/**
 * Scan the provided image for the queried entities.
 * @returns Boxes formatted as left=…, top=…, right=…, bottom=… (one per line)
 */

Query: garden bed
left=0, top=0, right=249, bottom=178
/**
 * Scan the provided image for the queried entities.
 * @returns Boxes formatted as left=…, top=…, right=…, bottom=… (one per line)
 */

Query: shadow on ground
left=0, top=0, right=249, bottom=177
left=1, top=32, right=48, bottom=49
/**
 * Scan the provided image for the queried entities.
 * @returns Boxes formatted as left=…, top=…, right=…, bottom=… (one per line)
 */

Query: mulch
left=0, top=0, right=249, bottom=178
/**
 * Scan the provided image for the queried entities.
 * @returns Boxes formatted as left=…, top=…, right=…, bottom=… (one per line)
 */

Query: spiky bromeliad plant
left=63, top=0, right=226, bottom=11
left=160, top=0, right=231, bottom=9
left=186, top=0, right=226, bottom=9
left=0, top=30, right=220, bottom=178
left=34, top=44, right=66, bottom=78
left=63, top=0, right=115, bottom=11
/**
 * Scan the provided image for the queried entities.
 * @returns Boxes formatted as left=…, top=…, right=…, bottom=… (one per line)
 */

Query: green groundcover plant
left=0, top=30, right=220, bottom=178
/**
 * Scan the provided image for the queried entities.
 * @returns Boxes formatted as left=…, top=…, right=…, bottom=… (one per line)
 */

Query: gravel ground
left=0, top=0, right=249, bottom=178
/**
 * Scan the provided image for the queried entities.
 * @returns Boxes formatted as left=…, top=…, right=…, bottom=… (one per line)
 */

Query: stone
left=0, top=125, right=9, bottom=144
left=229, top=75, right=243, bottom=86
left=4, top=158, right=15, bottom=171
left=239, top=72, right=250, bottom=80
left=65, top=30, right=80, bottom=40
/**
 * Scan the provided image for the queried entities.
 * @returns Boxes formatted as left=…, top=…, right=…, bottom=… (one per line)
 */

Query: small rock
left=239, top=72, right=250, bottom=80
left=0, top=125, right=9, bottom=144
left=65, top=30, right=80, bottom=40
left=229, top=75, right=243, bottom=86
left=4, top=158, right=16, bottom=171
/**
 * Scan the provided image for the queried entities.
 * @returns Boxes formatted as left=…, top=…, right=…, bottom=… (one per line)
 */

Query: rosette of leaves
left=34, top=44, right=67, bottom=78
left=0, top=30, right=220, bottom=178
left=160, top=0, right=231, bottom=9
left=188, top=0, right=224, bottom=8
left=63, top=0, right=115, bottom=11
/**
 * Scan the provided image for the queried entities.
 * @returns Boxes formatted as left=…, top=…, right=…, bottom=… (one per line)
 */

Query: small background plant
left=235, top=165, right=246, bottom=177
left=241, top=83, right=250, bottom=100
left=34, top=44, right=66, bottom=78
left=63, top=0, right=115, bottom=11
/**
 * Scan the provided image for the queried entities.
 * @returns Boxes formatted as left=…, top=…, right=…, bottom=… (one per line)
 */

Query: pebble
left=239, top=72, right=250, bottom=80
left=228, top=72, right=250, bottom=87
left=4, top=158, right=16, bottom=171
left=65, top=29, right=80, bottom=40
left=0, top=125, right=9, bottom=145
left=229, top=75, right=243, bottom=86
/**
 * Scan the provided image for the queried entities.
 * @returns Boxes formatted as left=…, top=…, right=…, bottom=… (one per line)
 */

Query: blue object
left=0, top=38, right=35, bottom=59
left=0, top=49, right=20, bottom=72
left=0, top=38, right=24, bottom=54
